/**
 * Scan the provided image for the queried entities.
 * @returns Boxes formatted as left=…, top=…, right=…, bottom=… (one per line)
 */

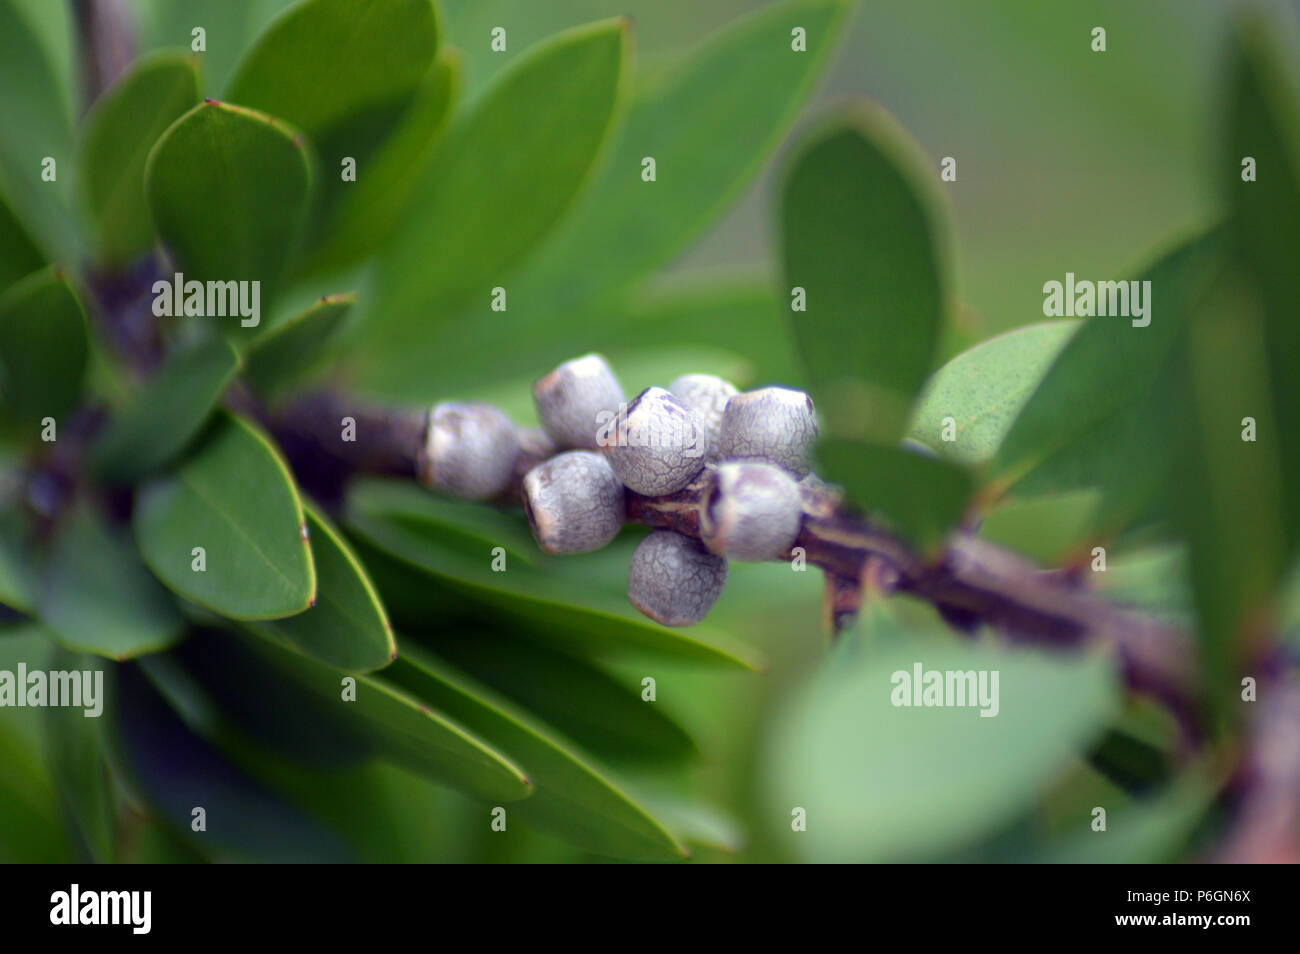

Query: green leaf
left=385, top=643, right=689, bottom=861
left=257, top=504, right=395, bottom=672
left=79, top=53, right=200, bottom=264
left=782, top=105, right=952, bottom=443
left=817, top=438, right=974, bottom=552
left=91, top=335, right=242, bottom=483
left=133, top=412, right=316, bottom=619
left=419, top=629, right=698, bottom=765
left=0, top=0, right=76, bottom=260
left=357, top=19, right=629, bottom=389
left=243, top=293, right=351, bottom=400
left=107, top=661, right=352, bottom=862
left=976, top=489, right=1103, bottom=565
left=39, top=503, right=183, bottom=659
left=1041, top=773, right=1214, bottom=863
left=907, top=321, right=1080, bottom=467
left=990, top=229, right=1225, bottom=510
left=44, top=649, right=116, bottom=862
left=225, top=0, right=440, bottom=147
left=0, top=187, right=44, bottom=294
left=764, top=603, right=1119, bottom=861
left=299, top=52, right=458, bottom=275
left=0, top=267, right=88, bottom=435
left=0, top=510, right=36, bottom=613
left=345, top=481, right=764, bottom=671
left=145, top=99, right=311, bottom=305
left=508, top=0, right=851, bottom=322
left=228, top=628, right=532, bottom=800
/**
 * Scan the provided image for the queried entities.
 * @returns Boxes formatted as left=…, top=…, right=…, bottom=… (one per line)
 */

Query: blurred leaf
left=231, top=629, right=532, bottom=800
left=1093, top=545, right=1193, bottom=627
left=635, top=788, right=745, bottom=855
left=0, top=510, right=36, bottom=613
left=0, top=0, right=76, bottom=260
left=40, top=503, right=183, bottom=659
left=782, top=105, right=950, bottom=443
left=0, top=188, right=43, bottom=294
left=990, top=229, right=1225, bottom=523
left=765, top=603, right=1119, bottom=861
left=976, top=489, right=1101, bottom=565
left=107, top=661, right=352, bottom=862
left=817, top=438, right=974, bottom=552
left=358, top=19, right=629, bottom=390
left=92, top=335, right=241, bottom=483
left=258, top=504, right=395, bottom=672
left=907, top=321, right=1079, bottom=466
left=0, top=267, right=88, bottom=435
left=243, top=294, right=351, bottom=400
left=133, top=412, right=316, bottom=619
left=79, top=53, right=200, bottom=264
left=300, top=52, right=458, bottom=275
left=424, top=629, right=699, bottom=765
left=385, top=643, right=689, bottom=861
left=145, top=100, right=311, bottom=305
left=44, top=649, right=116, bottom=862
left=510, top=0, right=851, bottom=319
left=225, top=0, right=440, bottom=147
left=346, top=483, right=764, bottom=670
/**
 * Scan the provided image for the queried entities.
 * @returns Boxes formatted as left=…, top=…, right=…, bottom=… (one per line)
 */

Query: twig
left=72, top=0, right=135, bottom=112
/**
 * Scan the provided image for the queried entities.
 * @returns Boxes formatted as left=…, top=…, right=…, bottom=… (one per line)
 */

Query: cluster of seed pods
left=418, top=354, right=820, bottom=627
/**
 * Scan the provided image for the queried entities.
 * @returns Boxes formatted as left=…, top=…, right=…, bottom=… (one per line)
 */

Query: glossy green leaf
left=976, top=489, right=1102, bottom=565
left=107, top=661, right=352, bottom=862
left=225, top=0, right=440, bottom=146
left=258, top=504, right=394, bottom=672
left=145, top=100, right=311, bottom=304
left=357, top=19, right=629, bottom=390
left=0, top=267, right=88, bottom=435
left=230, top=628, right=531, bottom=800
left=133, top=412, right=316, bottom=619
left=44, top=649, right=115, bottom=862
left=816, top=438, right=974, bottom=552
left=300, top=53, right=458, bottom=275
left=80, top=53, right=200, bottom=264
left=92, top=335, right=242, bottom=483
left=420, top=629, right=698, bottom=765
left=385, top=643, right=689, bottom=861
left=765, top=603, right=1119, bottom=861
left=0, top=0, right=76, bottom=260
left=345, top=481, right=764, bottom=671
left=40, top=504, right=183, bottom=659
left=0, top=187, right=43, bottom=293
left=507, top=0, right=851, bottom=322
left=243, top=293, right=351, bottom=400
left=907, top=321, right=1080, bottom=467
left=782, top=106, right=951, bottom=443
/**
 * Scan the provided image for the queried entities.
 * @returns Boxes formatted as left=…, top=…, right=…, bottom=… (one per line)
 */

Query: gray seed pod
left=668, top=373, right=738, bottom=462
left=602, top=387, right=706, bottom=496
left=522, top=451, right=625, bottom=554
left=419, top=402, right=521, bottom=500
left=717, top=386, right=818, bottom=477
left=533, top=353, right=625, bottom=450
left=627, top=530, right=728, bottom=627
left=700, top=461, right=803, bottom=562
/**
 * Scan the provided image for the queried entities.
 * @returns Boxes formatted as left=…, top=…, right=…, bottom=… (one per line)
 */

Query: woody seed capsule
left=627, top=530, right=728, bottom=627
left=716, top=386, right=818, bottom=477
left=700, top=461, right=803, bottom=562
left=419, top=402, right=521, bottom=500
left=602, top=387, right=706, bottom=496
left=533, top=353, right=625, bottom=450
left=522, top=451, right=625, bottom=554
left=668, top=373, right=738, bottom=463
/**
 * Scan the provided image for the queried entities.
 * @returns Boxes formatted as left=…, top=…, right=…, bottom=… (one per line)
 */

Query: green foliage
left=1, top=0, right=1295, bottom=865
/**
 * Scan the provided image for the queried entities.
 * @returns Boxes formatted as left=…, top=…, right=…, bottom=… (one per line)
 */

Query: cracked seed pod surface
left=701, top=461, right=803, bottom=561
left=419, top=402, right=521, bottom=500
left=532, top=353, right=625, bottom=450
left=627, top=530, right=728, bottom=626
left=522, top=450, right=626, bottom=554
left=668, top=373, right=738, bottom=462
left=717, top=386, right=819, bottom=477
left=602, top=386, right=706, bottom=495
